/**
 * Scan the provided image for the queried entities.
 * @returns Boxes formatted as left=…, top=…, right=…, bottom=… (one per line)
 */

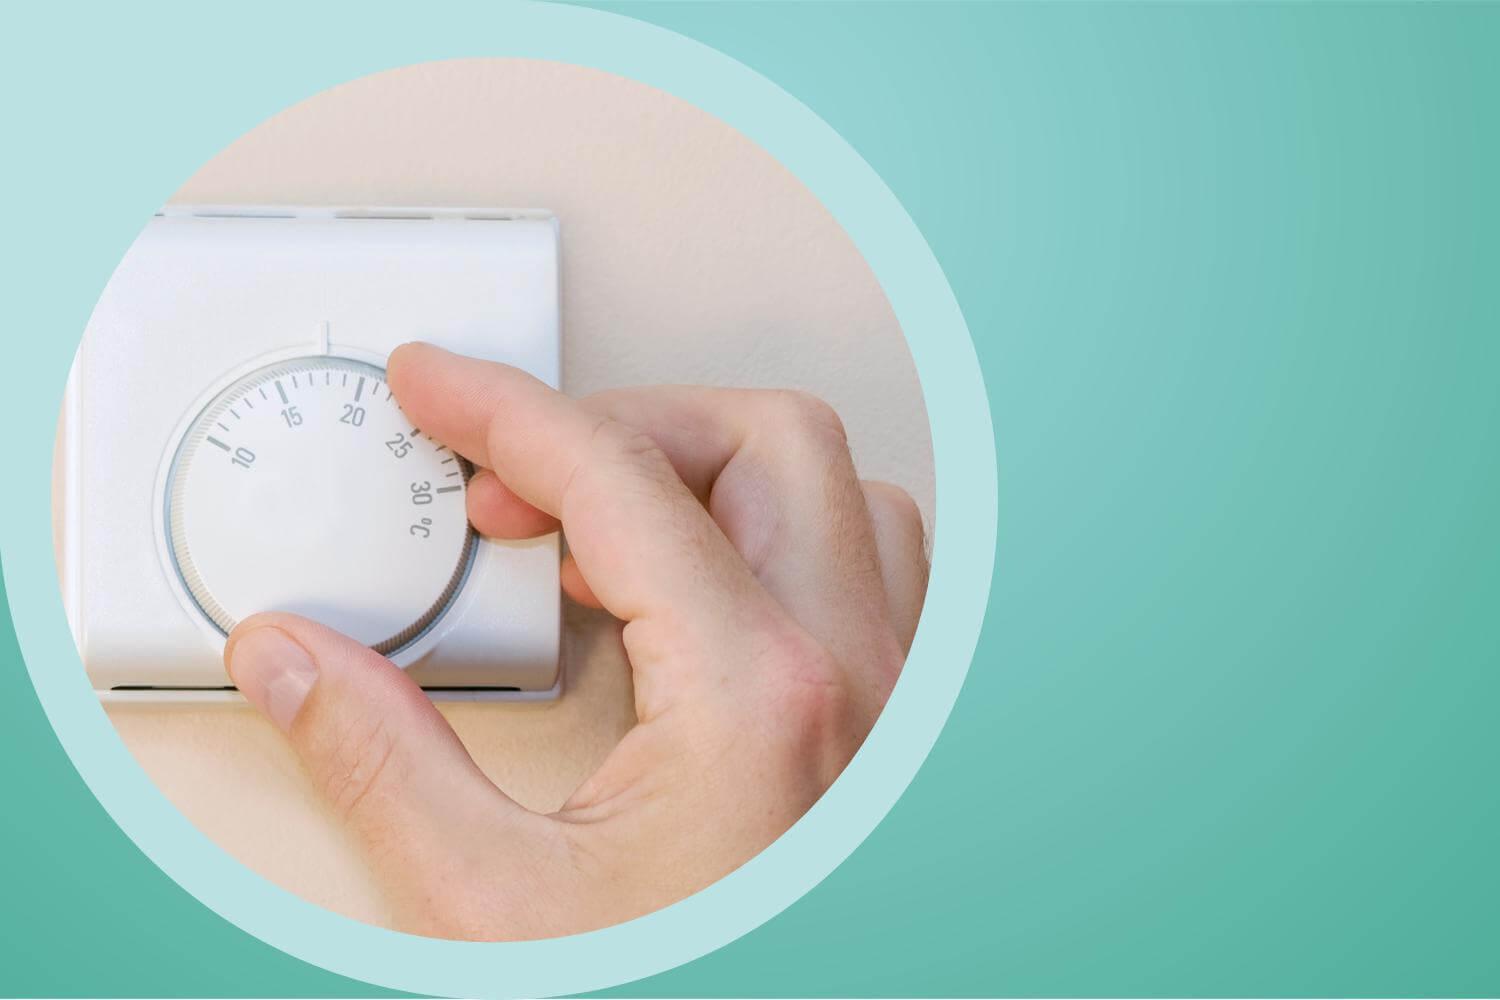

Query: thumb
left=224, top=613, right=531, bottom=881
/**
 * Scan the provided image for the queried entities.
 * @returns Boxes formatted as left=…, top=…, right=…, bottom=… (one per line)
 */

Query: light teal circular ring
left=1, top=4, right=996, bottom=997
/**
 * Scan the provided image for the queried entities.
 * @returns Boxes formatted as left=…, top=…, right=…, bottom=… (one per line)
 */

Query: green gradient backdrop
left=3, top=2, right=1499, bottom=996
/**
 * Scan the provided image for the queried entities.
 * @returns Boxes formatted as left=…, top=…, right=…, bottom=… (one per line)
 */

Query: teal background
left=3, top=1, right=1498, bottom=996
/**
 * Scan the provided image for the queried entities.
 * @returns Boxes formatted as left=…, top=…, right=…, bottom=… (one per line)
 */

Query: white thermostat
left=61, top=206, right=562, bottom=700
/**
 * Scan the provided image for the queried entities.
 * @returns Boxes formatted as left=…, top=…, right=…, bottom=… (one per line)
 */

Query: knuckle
left=319, top=714, right=398, bottom=823
left=589, top=416, right=668, bottom=470
left=779, top=671, right=851, bottom=739
left=764, top=390, right=848, bottom=447
left=760, top=624, right=849, bottom=728
left=565, top=416, right=674, bottom=510
left=580, top=388, right=631, bottom=415
left=866, top=480, right=924, bottom=536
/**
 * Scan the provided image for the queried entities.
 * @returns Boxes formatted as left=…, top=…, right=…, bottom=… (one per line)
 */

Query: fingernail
left=228, top=627, right=318, bottom=732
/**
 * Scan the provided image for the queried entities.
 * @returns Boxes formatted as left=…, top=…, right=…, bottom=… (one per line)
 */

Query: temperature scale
left=61, top=206, right=562, bottom=699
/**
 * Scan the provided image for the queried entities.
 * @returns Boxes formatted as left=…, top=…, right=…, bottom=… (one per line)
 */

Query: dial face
left=165, top=356, right=475, bottom=654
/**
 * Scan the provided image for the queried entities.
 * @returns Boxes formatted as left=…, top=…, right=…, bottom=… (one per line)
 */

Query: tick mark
left=216, top=422, right=230, bottom=432
left=326, top=372, right=331, bottom=386
left=244, top=397, right=254, bottom=409
left=259, top=387, right=268, bottom=401
left=436, top=485, right=462, bottom=494
left=230, top=409, right=241, bottom=419
left=206, top=436, right=231, bottom=452
left=275, top=380, right=289, bottom=404
left=446, top=470, right=460, bottom=478
left=355, top=376, right=365, bottom=401
left=440, top=456, right=454, bottom=465
left=342, top=373, right=348, bottom=387
left=291, top=374, right=299, bottom=388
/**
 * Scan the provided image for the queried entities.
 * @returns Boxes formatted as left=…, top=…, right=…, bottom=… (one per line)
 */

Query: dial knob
left=164, top=356, right=475, bottom=654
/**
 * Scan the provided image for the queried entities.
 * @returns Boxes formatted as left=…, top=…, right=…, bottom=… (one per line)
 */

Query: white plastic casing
left=62, top=206, right=562, bottom=700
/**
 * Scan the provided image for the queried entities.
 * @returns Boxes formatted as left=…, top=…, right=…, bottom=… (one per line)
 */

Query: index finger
left=387, top=343, right=772, bottom=645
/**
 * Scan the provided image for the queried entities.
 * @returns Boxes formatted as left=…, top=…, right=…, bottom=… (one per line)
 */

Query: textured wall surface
left=95, top=58, right=931, bottom=926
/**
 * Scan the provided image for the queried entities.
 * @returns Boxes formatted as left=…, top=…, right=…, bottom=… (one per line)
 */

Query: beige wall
left=98, top=58, right=931, bottom=926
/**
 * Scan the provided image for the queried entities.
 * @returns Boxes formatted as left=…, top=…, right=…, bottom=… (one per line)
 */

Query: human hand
left=224, top=343, right=928, bottom=940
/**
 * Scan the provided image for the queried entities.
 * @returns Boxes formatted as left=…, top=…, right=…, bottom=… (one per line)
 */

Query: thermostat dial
left=165, top=356, right=475, bottom=654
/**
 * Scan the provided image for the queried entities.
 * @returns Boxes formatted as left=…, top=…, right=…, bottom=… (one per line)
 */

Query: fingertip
left=466, top=469, right=560, bottom=538
left=227, top=613, right=452, bottom=742
left=225, top=610, right=310, bottom=662
left=388, top=341, right=439, bottom=396
left=229, top=610, right=345, bottom=647
left=223, top=615, right=320, bottom=733
left=389, top=339, right=446, bottom=365
left=386, top=345, right=528, bottom=472
left=561, top=554, right=604, bottom=609
left=226, top=612, right=390, bottom=681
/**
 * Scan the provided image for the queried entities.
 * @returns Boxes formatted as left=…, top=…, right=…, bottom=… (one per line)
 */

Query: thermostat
left=60, top=206, right=562, bottom=700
